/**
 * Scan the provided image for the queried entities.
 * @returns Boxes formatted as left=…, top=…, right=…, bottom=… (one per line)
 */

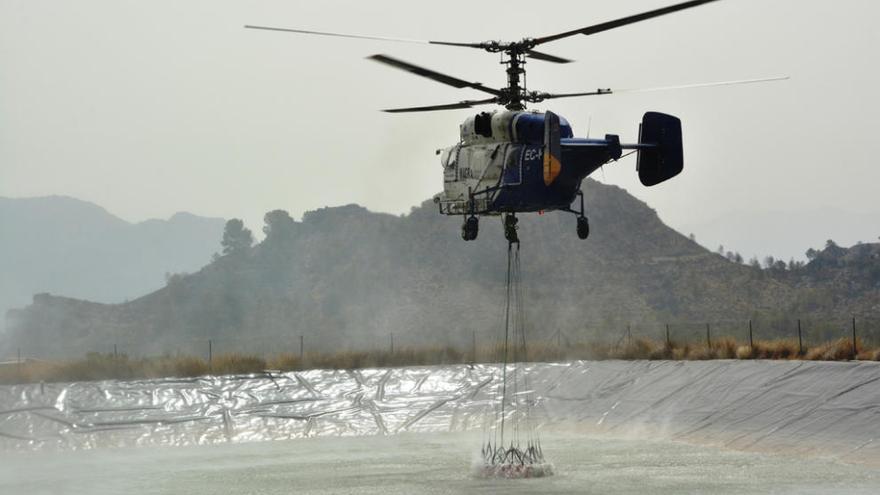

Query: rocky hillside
left=4, top=181, right=878, bottom=358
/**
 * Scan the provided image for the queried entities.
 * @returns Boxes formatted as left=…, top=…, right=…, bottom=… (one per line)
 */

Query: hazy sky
left=2, top=0, right=878, bottom=260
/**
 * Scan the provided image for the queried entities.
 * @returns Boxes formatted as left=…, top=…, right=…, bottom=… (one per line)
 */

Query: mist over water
left=2, top=432, right=877, bottom=494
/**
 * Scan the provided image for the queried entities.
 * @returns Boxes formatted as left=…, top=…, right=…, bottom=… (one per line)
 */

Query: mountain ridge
left=0, top=195, right=226, bottom=331
left=4, top=180, right=879, bottom=358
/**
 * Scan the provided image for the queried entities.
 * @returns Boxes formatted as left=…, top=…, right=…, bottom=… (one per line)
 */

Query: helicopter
left=246, top=0, right=786, bottom=243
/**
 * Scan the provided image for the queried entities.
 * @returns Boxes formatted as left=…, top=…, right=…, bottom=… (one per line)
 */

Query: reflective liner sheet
left=1, top=360, right=879, bottom=465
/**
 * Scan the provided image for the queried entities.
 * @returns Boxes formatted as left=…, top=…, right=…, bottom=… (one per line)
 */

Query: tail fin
left=636, top=112, right=683, bottom=186
left=543, top=111, right=562, bottom=186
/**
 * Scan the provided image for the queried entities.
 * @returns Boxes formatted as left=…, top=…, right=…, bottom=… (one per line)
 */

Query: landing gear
left=565, top=189, right=590, bottom=240
left=504, top=214, right=519, bottom=244
left=462, top=216, right=479, bottom=241
left=577, top=216, right=590, bottom=240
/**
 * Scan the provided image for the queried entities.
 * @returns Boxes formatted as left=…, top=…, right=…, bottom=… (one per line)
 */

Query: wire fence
left=6, top=316, right=880, bottom=363
left=568, top=317, right=880, bottom=353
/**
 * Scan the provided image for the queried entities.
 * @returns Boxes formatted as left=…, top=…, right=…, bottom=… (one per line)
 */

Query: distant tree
left=164, top=271, right=187, bottom=286
left=717, top=245, right=725, bottom=255
left=773, top=260, right=787, bottom=271
left=823, top=239, right=847, bottom=261
left=805, top=248, right=818, bottom=261
left=734, top=252, right=744, bottom=264
left=688, top=233, right=696, bottom=242
left=749, top=257, right=761, bottom=268
left=725, top=251, right=735, bottom=261
left=221, top=219, right=253, bottom=255
left=263, top=209, right=296, bottom=242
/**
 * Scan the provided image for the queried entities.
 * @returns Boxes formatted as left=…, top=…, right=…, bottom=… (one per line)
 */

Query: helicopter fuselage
left=434, top=110, right=623, bottom=216
left=248, top=0, right=782, bottom=241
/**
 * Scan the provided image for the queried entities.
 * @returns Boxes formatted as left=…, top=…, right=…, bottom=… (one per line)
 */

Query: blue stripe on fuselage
left=491, top=138, right=620, bottom=212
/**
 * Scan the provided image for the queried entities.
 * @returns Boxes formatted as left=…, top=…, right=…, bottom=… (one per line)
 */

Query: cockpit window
left=442, top=145, right=459, bottom=183
left=442, top=145, right=459, bottom=168
left=501, top=145, right=522, bottom=185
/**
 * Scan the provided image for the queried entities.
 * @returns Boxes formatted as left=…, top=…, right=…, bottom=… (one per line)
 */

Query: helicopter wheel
left=576, top=216, right=590, bottom=240
left=462, top=216, right=479, bottom=241
left=504, top=214, right=519, bottom=244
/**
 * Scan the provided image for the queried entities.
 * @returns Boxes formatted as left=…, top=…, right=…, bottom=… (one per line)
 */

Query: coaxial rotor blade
left=532, top=76, right=789, bottom=101
left=525, top=50, right=573, bottom=64
left=382, top=98, right=498, bottom=113
left=529, top=89, right=611, bottom=101
left=244, top=25, right=484, bottom=48
left=533, top=0, right=721, bottom=45
left=368, top=54, right=503, bottom=96
left=614, top=76, right=790, bottom=94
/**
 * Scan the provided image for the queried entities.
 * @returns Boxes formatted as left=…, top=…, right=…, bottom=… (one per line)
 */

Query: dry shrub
left=581, top=342, right=612, bottom=360
left=752, top=339, right=800, bottom=360
left=687, top=344, right=713, bottom=360
left=395, top=346, right=465, bottom=367
left=857, top=348, right=880, bottom=361
left=137, top=355, right=207, bottom=378
left=50, top=353, right=134, bottom=382
left=210, top=353, right=266, bottom=375
left=713, top=337, right=739, bottom=359
left=612, top=338, right=659, bottom=360
left=525, top=343, right=567, bottom=363
left=172, top=356, right=210, bottom=377
left=736, top=345, right=754, bottom=359
left=671, top=343, right=691, bottom=360
left=0, top=354, right=214, bottom=384
left=267, top=352, right=302, bottom=371
left=0, top=360, right=61, bottom=384
left=805, top=338, right=857, bottom=361
left=649, top=342, right=674, bottom=360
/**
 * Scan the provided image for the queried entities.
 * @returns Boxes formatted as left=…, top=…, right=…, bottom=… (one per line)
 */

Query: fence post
left=208, top=339, right=213, bottom=370
left=852, top=316, right=858, bottom=359
left=299, top=335, right=304, bottom=361
left=749, top=320, right=754, bottom=349
left=390, top=332, right=394, bottom=354
left=17, top=348, right=21, bottom=377
left=706, top=323, right=712, bottom=349
left=114, top=343, right=118, bottom=359
left=473, top=329, right=477, bottom=363
left=665, top=324, right=670, bottom=347
left=627, top=325, right=632, bottom=346
left=797, top=319, right=803, bottom=356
